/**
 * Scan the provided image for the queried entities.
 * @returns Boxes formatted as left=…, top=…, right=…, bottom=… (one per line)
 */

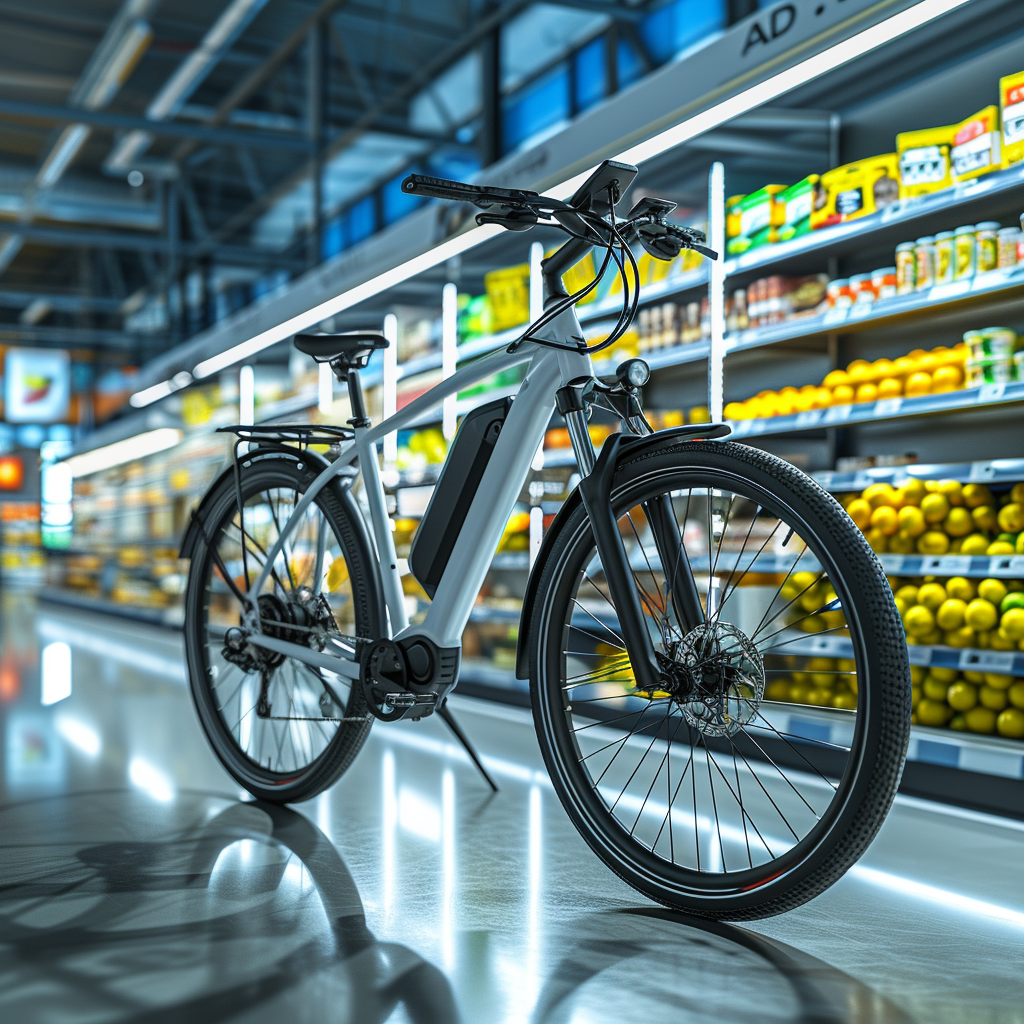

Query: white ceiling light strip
left=132, top=0, right=972, bottom=405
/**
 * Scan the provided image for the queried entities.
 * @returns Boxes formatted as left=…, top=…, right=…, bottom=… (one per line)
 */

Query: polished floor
left=0, top=596, right=1022, bottom=1023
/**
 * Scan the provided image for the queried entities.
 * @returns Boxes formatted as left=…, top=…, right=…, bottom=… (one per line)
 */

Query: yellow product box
left=484, top=263, right=529, bottom=331
left=1000, top=70, right=1024, bottom=167
left=897, top=125, right=954, bottom=198
left=951, top=106, right=1002, bottom=182
left=810, top=154, right=899, bottom=230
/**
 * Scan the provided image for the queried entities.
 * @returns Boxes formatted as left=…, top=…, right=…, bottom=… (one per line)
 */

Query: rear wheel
left=529, top=440, right=910, bottom=919
left=184, top=452, right=384, bottom=802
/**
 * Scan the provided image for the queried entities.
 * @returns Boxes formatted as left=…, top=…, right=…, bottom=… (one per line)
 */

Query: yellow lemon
left=790, top=571, right=819, bottom=593
left=1011, top=482, right=1024, bottom=505
left=971, top=505, right=998, bottom=531
left=872, top=358, right=896, bottom=379
left=943, top=626, right=975, bottom=648
left=896, top=505, right=926, bottom=537
left=823, top=369, right=850, bottom=388
left=895, top=584, right=919, bottom=605
left=916, top=531, right=950, bottom=554
left=979, top=685, right=1008, bottom=711
left=920, top=493, right=950, bottom=523
left=999, top=607, right=1024, bottom=640
left=947, top=682, right=978, bottom=711
left=987, top=540, right=1015, bottom=555
left=870, top=505, right=899, bottom=536
left=1017, top=533, right=1024, bottom=554
left=946, top=577, right=976, bottom=601
left=904, top=371, right=932, bottom=396
left=325, top=555, right=350, bottom=591
left=846, top=359, right=872, bottom=382
left=916, top=699, right=949, bottom=727
left=877, top=377, right=902, bottom=399
left=832, top=384, right=855, bottom=405
left=932, top=364, right=963, bottom=391
left=863, top=483, right=898, bottom=508
left=800, top=615, right=827, bottom=633
left=917, top=582, right=947, bottom=609
left=892, top=355, right=917, bottom=377
left=865, top=528, right=888, bottom=553
left=960, top=533, right=989, bottom=554
left=935, top=598, right=967, bottom=630
left=1009, top=681, right=1024, bottom=709
left=936, top=480, right=964, bottom=506
left=855, top=382, right=878, bottom=404
left=984, top=673, right=1014, bottom=690
left=998, top=502, right=1024, bottom=532
left=942, top=507, right=974, bottom=537
left=813, top=387, right=833, bottom=408
left=962, top=483, right=993, bottom=509
left=978, top=578, right=1008, bottom=604
left=931, top=666, right=959, bottom=683
left=846, top=498, right=872, bottom=530
left=997, top=708, right=1024, bottom=738
left=922, top=675, right=948, bottom=700
left=889, top=533, right=916, bottom=554
left=897, top=481, right=926, bottom=507
left=965, top=706, right=997, bottom=733
left=903, top=604, right=935, bottom=637
left=964, top=598, right=999, bottom=631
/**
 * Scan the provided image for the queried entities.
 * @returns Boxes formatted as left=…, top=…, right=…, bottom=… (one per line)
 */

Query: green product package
left=776, top=176, right=819, bottom=241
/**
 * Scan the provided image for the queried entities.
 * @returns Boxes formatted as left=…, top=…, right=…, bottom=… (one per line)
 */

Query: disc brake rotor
left=676, top=621, right=764, bottom=738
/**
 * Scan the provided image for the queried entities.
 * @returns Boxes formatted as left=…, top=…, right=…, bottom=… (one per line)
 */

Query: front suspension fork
left=568, top=421, right=704, bottom=695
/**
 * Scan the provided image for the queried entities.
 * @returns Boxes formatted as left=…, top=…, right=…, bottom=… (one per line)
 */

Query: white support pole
left=529, top=240, right=545, bottom=470
left=529, top=240, right=544, bottom=321
left=382, top=312, right=398, bottom=466
left=707, top=161, right=726, bottom=423
left=317, top=361, right=333, bottom=414
left=239, top=364, right=255, bottom=425
left=442, top=283, right=458, bottom=441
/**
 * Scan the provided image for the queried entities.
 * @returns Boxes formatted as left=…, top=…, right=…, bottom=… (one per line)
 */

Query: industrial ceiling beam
left=0, top=98, right=314, bottom=152
left=9, top=222, right=304, bottom=268
left=0, top=289, right=124, bottom=314
left=540, top=0, right=646, bottom=21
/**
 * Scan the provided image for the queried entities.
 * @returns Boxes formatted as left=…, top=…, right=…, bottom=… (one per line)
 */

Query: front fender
left=514, top=423, right=730, bottom=679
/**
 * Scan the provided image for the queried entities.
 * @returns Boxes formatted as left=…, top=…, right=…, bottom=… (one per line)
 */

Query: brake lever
left=475, top=206, right=539, bottom=231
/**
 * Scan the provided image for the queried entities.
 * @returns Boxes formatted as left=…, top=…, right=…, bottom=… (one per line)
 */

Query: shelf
left=814, top=458, right=1024, bottom=491
left=878, top=553, right=1024, bottom=579
left=723, top=161, right=1024, bottom=279
left=728, top=381, right=1024, bottom=438
left=726, top=266, right=1024, bottom=357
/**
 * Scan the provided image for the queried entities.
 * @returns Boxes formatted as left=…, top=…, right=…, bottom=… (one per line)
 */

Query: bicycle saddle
left=294, top=332, right=388, bottom=368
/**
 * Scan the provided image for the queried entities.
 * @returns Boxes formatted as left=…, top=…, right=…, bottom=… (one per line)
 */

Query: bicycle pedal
left=383, top=691, right=438, bottom=709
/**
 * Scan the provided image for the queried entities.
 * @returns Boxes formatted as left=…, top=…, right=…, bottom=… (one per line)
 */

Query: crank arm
left=577, top=433, right=665, bottom=695
left=245, top=632, right=360, bottom=680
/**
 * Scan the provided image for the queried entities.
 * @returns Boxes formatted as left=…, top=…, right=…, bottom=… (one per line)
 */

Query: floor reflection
left=0, top=790, right=913, bottom=1024
left=0, top=793, right=458, bottom=1023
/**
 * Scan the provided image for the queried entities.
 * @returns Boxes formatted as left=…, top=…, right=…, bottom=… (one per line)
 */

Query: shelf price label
left=922, top=555, right=972, bottom=574
left=874, top=398, right=902, bottom=417
left=884, top=555, right=905, bottom=572
left=978, top=383, right=1006, bottom=403
left=929, top=280, right=971, bottom=302
left=957, top=649, right=1017, bottom=673
left=968, top=462, right=996, bottom=482
left=795, top=410, right=821, bottom=427
left=823, top=404, right=852, bottom=424
left=822, top=308, right=848, bottom=326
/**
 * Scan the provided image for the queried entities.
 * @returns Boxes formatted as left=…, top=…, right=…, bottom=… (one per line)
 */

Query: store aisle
left=1, top=597, right=1021, bottom=1024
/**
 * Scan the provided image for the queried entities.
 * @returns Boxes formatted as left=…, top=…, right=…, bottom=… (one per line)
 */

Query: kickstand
left=438, top=702, right=498, bottom=792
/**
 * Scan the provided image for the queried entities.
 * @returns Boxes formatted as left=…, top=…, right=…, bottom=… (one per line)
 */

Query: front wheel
left=528, top=439, right=910, bottom=920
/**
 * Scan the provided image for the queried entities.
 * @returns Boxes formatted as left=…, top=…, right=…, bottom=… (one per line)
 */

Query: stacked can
left=963, top=328, right=1018, bottom=387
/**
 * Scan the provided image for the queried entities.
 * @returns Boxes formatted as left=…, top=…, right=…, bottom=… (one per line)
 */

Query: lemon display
left=984, top=672, right=1014, bottom=689
left=916, top=531, right=950, bottom=554
left=895, top=584, right=919, bottom=605
left=997, top=708, right=1024, bottom=738
left=1009, top=682, right=1024, bottom=709
left=988, top=540, right=1015, bottom=555
left=942, top=507, right=973, bottom=537
left=960, top=533, right=990, bottom=554
left=946, top=681, right=978, bottom=711
left=922, top=675, right=948, bottom=701
left=961, top=483, right=994, bottom=508
left=979, top=685, right=1008, bottom=711
left=898, top=479, right=927, bottom=506
left=863, top=483, right=899, bottom=508
left=846, top=498, right=871, bottom=530
left=998, top=502, right=1024, bottom=532
left=920, top=493, right=950, bottom=523
left=971, top=505, right=998, bottom=530
left=916, top=699, right=949, bottom=726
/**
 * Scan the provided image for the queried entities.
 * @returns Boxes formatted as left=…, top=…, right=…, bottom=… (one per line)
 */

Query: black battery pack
left=409, top=395, right=512, bottom=598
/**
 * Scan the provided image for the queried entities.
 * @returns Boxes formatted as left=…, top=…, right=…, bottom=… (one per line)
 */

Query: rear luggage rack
left=218, top=423, right=354, bottom=448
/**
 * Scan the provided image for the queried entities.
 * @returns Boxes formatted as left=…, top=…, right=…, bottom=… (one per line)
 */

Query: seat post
left=342, top=366, right=370, bottom=428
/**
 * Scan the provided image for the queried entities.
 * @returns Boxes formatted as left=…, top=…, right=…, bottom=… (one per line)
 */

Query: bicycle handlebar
left=401, top=173, right=543, bottom=209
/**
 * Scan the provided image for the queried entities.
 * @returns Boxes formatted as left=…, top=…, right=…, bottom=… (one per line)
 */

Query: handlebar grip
left=402, top=173, right=484, bottom=203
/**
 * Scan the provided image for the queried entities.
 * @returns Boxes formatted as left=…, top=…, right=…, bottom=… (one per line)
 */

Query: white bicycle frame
left=241, top=306, right=594, bottom=681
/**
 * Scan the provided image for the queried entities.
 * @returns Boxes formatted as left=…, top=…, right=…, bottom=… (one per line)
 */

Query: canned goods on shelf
left=954, top=225, right=977, bottom=280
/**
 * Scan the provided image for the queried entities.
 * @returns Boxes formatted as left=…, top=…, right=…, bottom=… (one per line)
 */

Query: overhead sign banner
left=5, top=348, right=70, bottom=423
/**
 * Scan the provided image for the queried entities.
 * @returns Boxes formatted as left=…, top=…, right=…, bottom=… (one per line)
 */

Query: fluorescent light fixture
left=382, top=313, right=398, bottom=465
left=40, top=642, right=72, bottom=705
left=129, top=756, right=175, bottom=802
left=155, top=0, right=968, bottom=385
left=441, top=283, right=458, bottom=441
left=63, top=427, right=182, bottom=477
left=239, top=364, right=255, bottom=425
left=129, top=369, right=191, bottom=408
left=37, top=124, right=90, bottom=188
left=86, top=19, right=153, bottom=110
